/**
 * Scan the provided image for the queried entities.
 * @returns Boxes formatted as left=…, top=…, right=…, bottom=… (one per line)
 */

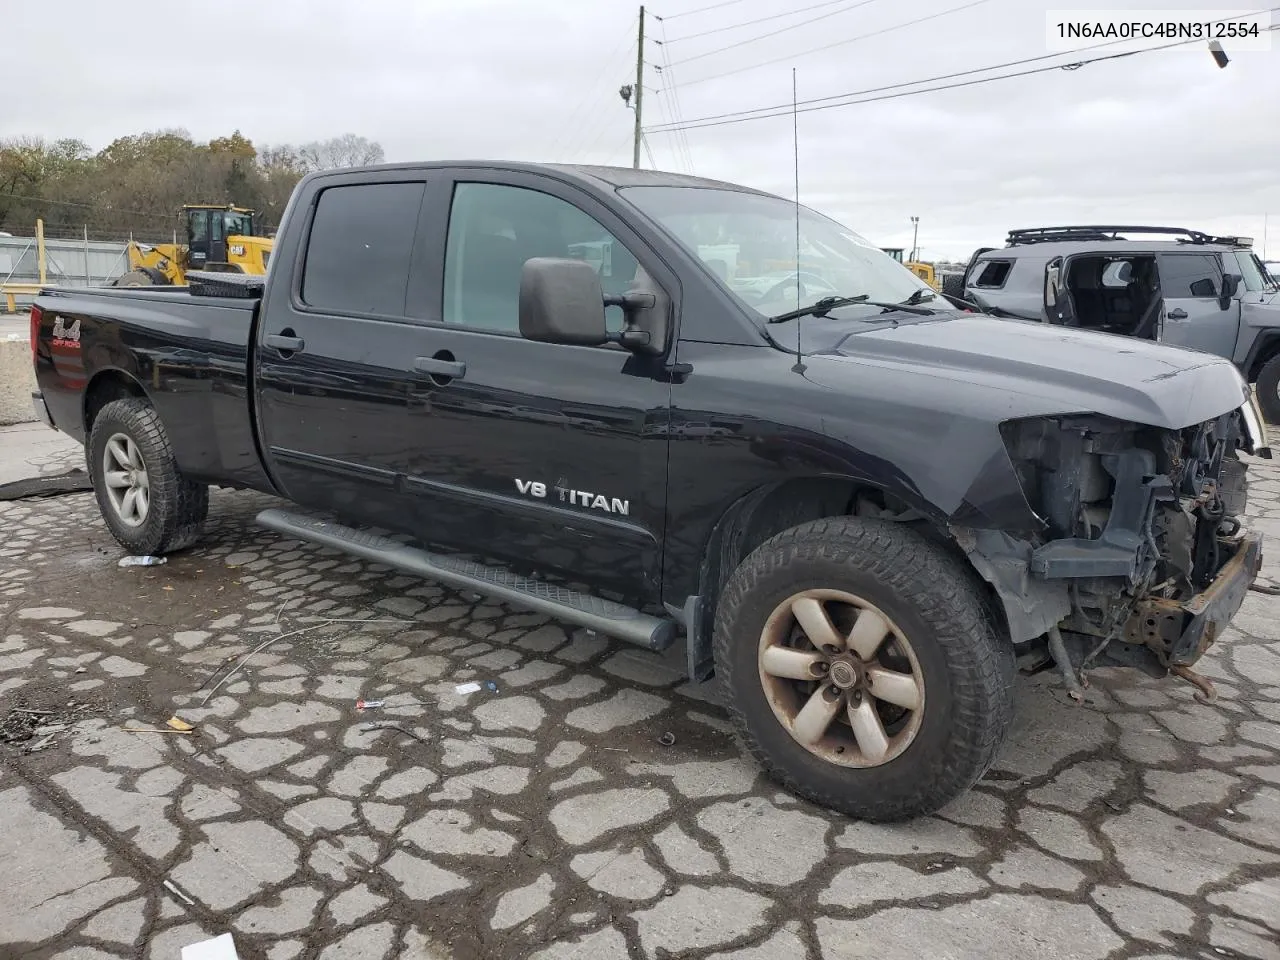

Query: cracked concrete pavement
left=0, top=424, right=1278, bottom=959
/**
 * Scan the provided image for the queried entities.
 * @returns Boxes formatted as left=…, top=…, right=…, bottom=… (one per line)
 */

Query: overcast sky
left=7, top=0, right=1277, bottom=259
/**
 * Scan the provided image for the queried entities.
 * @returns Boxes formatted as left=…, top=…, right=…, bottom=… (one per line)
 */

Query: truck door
left=254, top=174, right=429, bottom=530
left=1232, top=250, right=1279, bottom=366
left=1155, top=252, right=1239, bottom=356
left=1043, top=256, right=1074, bottom=324
left=208, top=211, right=228, bottom=266
left=392, top=172, right=674, bottom=604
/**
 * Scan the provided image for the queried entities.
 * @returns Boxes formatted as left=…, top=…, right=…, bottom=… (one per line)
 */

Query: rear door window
left=301, top=182, right=426, bottom=317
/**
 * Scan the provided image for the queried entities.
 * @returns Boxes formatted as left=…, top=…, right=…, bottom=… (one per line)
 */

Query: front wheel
left=1254, top=354, right=1280, bottom=424
left=713, top=517, right=1015, bottom=821
left=88, top=398, right=209, bottom=555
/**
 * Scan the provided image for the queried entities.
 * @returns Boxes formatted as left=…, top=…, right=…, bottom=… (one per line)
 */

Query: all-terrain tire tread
left=88, top=398, right=208, bottom=555
left=712, top=516, right=1015, bottom=821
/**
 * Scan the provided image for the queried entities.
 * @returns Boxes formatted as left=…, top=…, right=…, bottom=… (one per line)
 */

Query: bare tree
left=296, top=134, right=385, bottom=173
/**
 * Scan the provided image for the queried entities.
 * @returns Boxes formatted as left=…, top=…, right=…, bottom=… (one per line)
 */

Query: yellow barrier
left=2, top=283, right=43, bottom=314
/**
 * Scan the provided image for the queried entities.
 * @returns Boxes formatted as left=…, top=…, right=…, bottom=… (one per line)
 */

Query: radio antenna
left=791, top=67, right=805, bottom=374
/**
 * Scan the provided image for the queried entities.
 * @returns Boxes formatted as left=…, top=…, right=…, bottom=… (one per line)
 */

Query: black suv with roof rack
left=957, top=225, right=1280, bottom=420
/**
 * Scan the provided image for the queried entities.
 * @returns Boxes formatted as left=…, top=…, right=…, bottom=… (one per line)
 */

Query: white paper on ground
left=181, top=933, right=240, bottom=960
left=454, top=682, right=482, bottom=694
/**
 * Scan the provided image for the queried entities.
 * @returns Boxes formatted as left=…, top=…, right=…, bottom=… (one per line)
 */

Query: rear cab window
left=301, top=181, right=426, bottom=317
left=971, top=259, right=1013, bottom=288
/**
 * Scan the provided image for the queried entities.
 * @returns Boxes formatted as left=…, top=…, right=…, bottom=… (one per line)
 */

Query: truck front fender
left=1243, top=328, right=1280, bottom=381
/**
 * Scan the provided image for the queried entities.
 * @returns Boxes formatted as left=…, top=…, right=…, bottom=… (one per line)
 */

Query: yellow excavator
left=114, top=204, right=273, bottom=286
left=880, top=247, right=939, bottom=290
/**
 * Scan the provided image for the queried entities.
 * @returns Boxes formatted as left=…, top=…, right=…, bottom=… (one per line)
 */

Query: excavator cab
left=185, top=205, right=259, bottom=270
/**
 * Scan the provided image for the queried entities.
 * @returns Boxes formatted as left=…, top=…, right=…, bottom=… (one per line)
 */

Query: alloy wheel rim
left=102, top=433, right=150, bottom=528
left=757, top=588, right=925, bottom=768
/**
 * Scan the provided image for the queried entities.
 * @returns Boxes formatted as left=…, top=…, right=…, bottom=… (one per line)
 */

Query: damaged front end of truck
left=954, top=397, right=1268, bottom=702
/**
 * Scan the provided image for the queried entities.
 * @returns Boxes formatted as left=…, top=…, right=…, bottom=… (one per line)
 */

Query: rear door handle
left=414, top=356, right=466, bottom=379
left=1166, top=308, right=1188, bottom=320
left=265, top=333, right=305, bottom=352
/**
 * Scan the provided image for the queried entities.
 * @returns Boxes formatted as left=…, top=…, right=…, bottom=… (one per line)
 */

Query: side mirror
left=1220, top=273, right=1241, bottom=309
left=519, top=258, right=608, bottom=346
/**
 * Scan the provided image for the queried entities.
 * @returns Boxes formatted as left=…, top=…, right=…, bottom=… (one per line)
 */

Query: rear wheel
left=1255, top=354, right=1280, bottom=424
left=88, top=398, right=208, bottom=555
left=114, top=271, right=154, bottom=287
left=713, top=517, right=1015, bottom=821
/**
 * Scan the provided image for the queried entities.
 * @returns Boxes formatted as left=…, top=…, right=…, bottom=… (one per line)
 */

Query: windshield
left=619, top=186, right=931, bottom=317
left=223, top=211, right=254, bottom=237
left=1235, top=251, right=1266, bottom=292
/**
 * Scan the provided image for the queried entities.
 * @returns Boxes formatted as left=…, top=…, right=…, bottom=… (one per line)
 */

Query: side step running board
left=256, top=508, right=678, bottom=652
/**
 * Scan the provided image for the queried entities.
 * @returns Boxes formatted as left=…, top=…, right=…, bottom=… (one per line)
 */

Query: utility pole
left=910, top=216, right=920, bottom=262
left=633, top=6, right=646, bottom=169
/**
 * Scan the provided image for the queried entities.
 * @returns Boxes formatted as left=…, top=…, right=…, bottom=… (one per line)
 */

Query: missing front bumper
left=1125, top=531, right=1263, bottom=667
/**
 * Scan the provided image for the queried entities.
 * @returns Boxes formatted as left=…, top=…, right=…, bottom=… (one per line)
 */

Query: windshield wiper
left=767, top=293, right=935, bottom=323
left=768, top=295, right=867, bottom=323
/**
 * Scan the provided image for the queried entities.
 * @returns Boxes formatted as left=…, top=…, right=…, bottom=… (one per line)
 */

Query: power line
left=667, top=0, right=888, bottom=68
left=648, top=5, right=1277, bottom=131
left=659, top=0, right=863, bottom=44
left=641, top=133, right=660, bottom=168
left=655, top=17, right=697, bottom=172
left=647, top=25, right=1279, bottom=134
left=657, top=0, right=753, bottom=21
left=561, top=41, right=639, bottom=161
left=653, top=71, right=693, bottom=171
left=549, top=17, right=638, bottom=158
left=678, top=0, right=995, bottom=87
left=574, top=70, right=641, bottom=161
left=648, top=34, right=1142, bottom=130
left=0, top=190, right=177, bottom=221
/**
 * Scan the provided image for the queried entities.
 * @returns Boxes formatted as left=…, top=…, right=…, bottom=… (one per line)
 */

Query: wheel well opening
left=1248, top=337, right=1280, bottom=382
left=690, top=478, right=1009, bottom=677
left=696, top=479, right=920, bottom=634
left=84, top=371, right=146, bottom=434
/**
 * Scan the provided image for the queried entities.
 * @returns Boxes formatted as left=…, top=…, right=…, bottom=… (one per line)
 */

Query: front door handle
left=265, top=333, right=305, bottom=352
left=1166, top=308, right=1189, bottom=320
left=414, top=356, right=466, bottom=379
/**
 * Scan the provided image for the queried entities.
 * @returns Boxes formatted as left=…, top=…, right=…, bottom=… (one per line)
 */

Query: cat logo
left=51, top=316, right=81, bottom=346
left=229, top=244, right=246, bottom=256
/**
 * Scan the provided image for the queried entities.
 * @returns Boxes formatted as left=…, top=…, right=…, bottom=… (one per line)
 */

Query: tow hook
left=1170, top=664, right=1217, bottom=704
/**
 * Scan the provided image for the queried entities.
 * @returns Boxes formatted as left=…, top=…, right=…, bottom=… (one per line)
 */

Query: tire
left=713, top=516, right=1015, bottom=821
left=113, top=271, right=154, bottom=287
left=1255, top=354, right=1280, bottom=424
left=88, top=398, right=208, bottom=555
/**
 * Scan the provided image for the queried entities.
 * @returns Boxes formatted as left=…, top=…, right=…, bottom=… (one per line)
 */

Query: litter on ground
left=118, top=555, right=167, bottom=567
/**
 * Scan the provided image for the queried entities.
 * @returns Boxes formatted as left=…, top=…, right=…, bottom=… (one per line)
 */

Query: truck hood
left=802, top=312, right=1249, bottom=430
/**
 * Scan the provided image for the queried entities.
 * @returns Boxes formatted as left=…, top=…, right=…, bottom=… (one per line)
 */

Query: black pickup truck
left=31, top=162, right=1268, bottom=820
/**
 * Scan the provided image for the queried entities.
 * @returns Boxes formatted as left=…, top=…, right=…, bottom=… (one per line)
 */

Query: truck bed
left=33, top=284, right=272, bottom=492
